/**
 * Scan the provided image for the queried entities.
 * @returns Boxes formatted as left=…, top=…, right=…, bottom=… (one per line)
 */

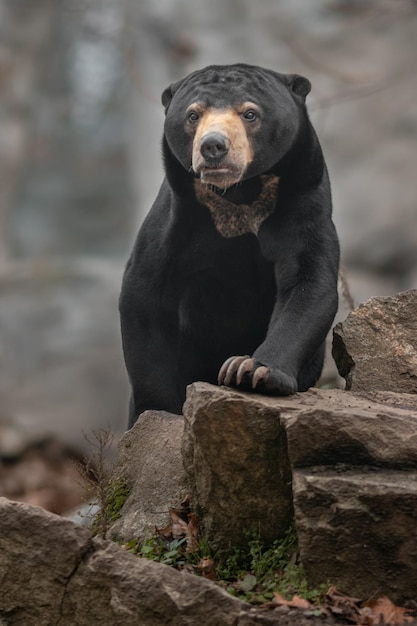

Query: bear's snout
left=192, top=109, right=253, bottom=189
left=200, top=132, right=230, bottom=163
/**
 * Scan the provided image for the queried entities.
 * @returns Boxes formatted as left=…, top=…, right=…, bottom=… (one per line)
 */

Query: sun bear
left=119, top=64, right=340, bottom=428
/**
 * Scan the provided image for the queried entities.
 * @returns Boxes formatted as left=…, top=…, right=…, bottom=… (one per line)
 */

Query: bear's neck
left=194, top=174, right=279, bottom=238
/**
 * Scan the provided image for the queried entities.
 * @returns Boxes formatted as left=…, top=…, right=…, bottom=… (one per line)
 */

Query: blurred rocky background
left=0, top=0, right=416, bottom=513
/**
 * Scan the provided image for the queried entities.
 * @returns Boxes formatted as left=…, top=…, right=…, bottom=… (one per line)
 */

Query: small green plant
left=129, top=536, right=188, bottom=567
left=215, top=524, right=326, bottom=604
left=131, top=521, right=326, bottom=605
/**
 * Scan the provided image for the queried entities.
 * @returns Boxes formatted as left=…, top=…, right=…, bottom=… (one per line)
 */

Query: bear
left=119, top=63, right=340, bottom=428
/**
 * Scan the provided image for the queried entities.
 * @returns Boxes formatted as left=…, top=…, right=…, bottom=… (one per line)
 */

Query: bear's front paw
left=217, top=356, right=297, bottom=395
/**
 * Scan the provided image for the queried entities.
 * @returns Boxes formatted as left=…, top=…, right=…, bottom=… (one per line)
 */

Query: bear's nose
left=200, top=132, right=229, bottom=162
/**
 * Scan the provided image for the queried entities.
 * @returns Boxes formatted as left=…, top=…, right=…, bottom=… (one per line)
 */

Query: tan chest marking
left=194, top=175, right=279, bottom=238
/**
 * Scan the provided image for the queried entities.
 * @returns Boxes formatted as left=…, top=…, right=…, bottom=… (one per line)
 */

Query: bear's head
left=162, top=64, right=311, bottom=191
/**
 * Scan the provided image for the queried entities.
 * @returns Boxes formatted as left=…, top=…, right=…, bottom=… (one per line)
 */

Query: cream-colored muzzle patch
left=192, top=109, right=253, bottom=188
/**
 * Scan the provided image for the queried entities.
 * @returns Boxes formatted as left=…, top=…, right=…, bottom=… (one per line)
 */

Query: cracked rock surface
left=0, top=497, right=307, bottom=626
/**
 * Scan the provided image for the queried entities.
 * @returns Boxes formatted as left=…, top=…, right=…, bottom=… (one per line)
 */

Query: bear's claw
left=218, top=355, right=297, bottom=396
left=218, top=355, right=270, bottom=389
left=218, top=355, right=250, bottom=385
left=251, top=365, right=270, bottom=388
left=236, top=357, right=255, bottom=385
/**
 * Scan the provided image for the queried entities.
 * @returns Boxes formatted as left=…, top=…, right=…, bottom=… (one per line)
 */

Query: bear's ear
left=161, top=84, right=174, bottom=111
left=287, top=74, right=311, bottom=99
left=161, top=79, right=184, bottom=112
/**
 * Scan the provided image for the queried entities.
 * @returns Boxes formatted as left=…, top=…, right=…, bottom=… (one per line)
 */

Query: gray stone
left=181, top=384, right=417, bottom=601
left=62, top=540, right=248, bottom=626
left=293, top=468, right=417, bottom=603
left=332, top=289, right=417, bottom=393
left=182, top=383, right=293, bottom=552
left=279, top=388, right=417, bottom=602
left=110, top=410, right=189, bottom=541
left=279, top=387, right=417, bottom=468
left=0, top=496, right=301, bottom=626
left=0, top=497, right=93, bottom=625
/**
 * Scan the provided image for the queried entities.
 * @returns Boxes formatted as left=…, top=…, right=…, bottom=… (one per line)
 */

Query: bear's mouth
left=197, top=165, right=243, bottom=189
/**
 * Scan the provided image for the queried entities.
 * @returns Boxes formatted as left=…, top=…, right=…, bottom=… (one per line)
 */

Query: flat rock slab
left=333, top=289, right=417, bottom=392
left=279, top=387, right=417, bottom=468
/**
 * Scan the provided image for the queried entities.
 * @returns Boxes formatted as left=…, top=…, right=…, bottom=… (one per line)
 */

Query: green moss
left=107, top=476, right=131, bottom=521
left=92, top=475, right=131, bottom=536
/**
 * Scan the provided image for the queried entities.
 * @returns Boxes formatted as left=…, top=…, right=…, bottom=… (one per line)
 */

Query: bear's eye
left=243, top=109, right=258, bottom=122
left=187, top=111, right=200, bottom=124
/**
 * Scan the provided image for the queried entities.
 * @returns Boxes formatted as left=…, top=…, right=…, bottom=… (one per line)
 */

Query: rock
left=279, top=388, right=417, bottom=602
left=182, top=383, right=293, bottom=552
left=89, top=381, right=417, bottom=605
left=0, top=496, right=307, bottom=626
left=293, top=468, right=417, bottom=603
left=61, top=541, right=245, bottom=626
left=110, top=410, right=189, bottom=541
left=279, top=387, right=417, bottom=468
left=182, top=383, right=417, bottom=601
left=0, top=497, right=93, bottom=624
left=332, top=289, right=417, bottom=392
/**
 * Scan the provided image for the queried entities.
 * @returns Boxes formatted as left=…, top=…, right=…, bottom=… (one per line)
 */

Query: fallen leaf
left=185, top=512, right=199, bottom=553
left=168, top=508, right=189, bottom=539
left=155, top=522, right=172, bottom=540
left=324, top=586, right=362, bottom=620
left=273, top=592, right=312, bottom=609
left=197, top=557, right=217, bottom=580
left=180, top=494, right=191, bottom=510
left=355, top=596, right=414, bottom=626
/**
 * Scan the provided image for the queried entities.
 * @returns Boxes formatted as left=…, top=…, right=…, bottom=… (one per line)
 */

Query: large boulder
left=182, top=383, right=294, bottom=552
left=332, top=289, right=417, bottom=392
left=0, top=497, right=93, bottom=624
left=0, top=497, right=293, bottom=626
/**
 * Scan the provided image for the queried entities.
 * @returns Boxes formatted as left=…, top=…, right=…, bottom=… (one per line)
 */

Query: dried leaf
left=197, top=557, right=217, bottom=580
left=326, top=585, right=362, bottom=607
left=155, top=522, right=172, bottom=540
left=273, top=592, right=312, bottom=609
left=168, top=508, right=188, bottom=539
left=187, top=512, right=199, bottom=537
left=356, top=596, right=414, bottom=626
left=324, top=586, right=363, bottom=620
left=185, top=512, right=199, bottom=553
left=180, top=494, right=191, bottom=510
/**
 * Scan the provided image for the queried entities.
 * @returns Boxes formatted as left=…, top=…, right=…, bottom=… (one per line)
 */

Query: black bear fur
left=119, top=64, right=340, bottom=428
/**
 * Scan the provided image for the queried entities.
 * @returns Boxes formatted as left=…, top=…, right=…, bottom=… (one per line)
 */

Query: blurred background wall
left=0, top=0, right=416, bottom=451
